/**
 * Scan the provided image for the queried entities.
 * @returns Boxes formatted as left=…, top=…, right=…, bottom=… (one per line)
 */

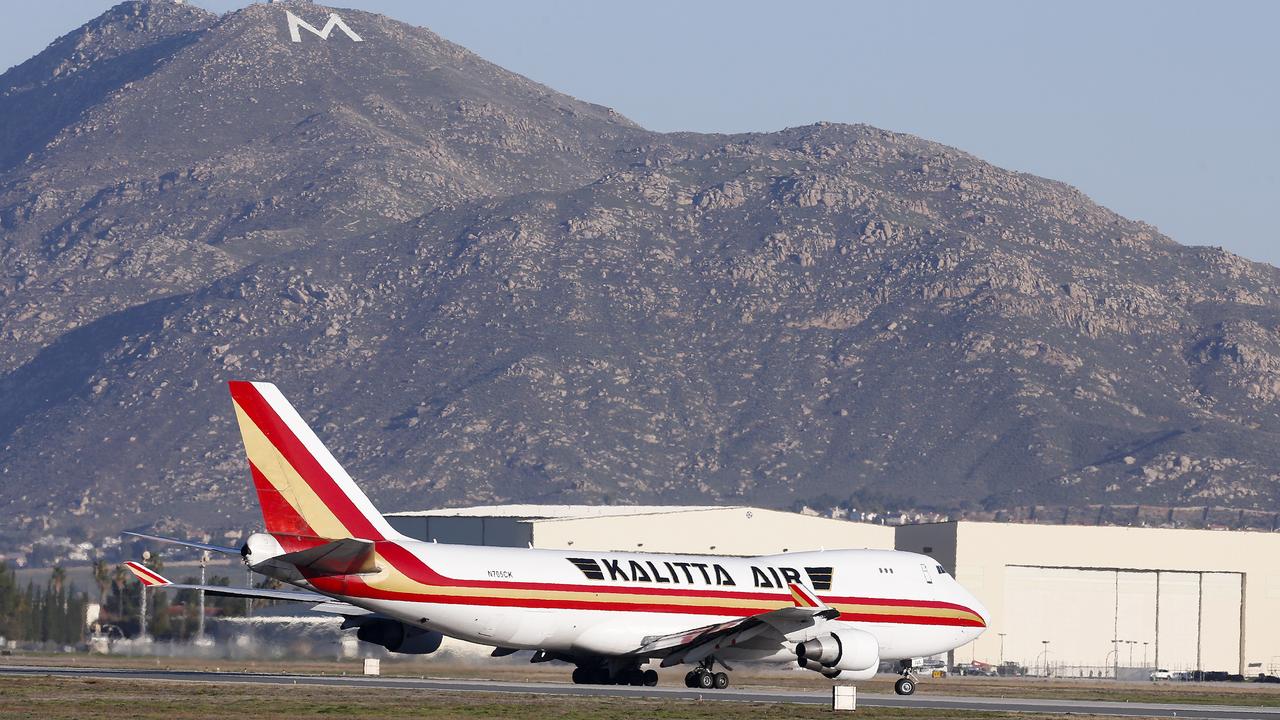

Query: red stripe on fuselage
left=229, top=381, right=384, bottom=541
left=305, top=573, right=984, bottom=627
left=288, top=539, right=984, bottom=627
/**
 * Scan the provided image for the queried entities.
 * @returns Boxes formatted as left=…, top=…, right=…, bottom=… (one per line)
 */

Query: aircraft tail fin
left=227, top=381, right=404, bottom=542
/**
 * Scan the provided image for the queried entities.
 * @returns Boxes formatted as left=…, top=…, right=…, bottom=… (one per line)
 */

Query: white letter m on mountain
left=286, top=11, right=364, bottom=43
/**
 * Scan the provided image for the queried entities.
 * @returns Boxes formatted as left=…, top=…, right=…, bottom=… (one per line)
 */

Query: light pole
left=1127, top=640, right=1136, bottom=669
left=1142, top=641, right=1149, bottom=670
left=998, top=633, right=1007, bottom=666
left=139, top=550, right=150, bottom=641
left=197, top=550, right=208, bottom=644
left=1039, top=640, right=1051, bottom=677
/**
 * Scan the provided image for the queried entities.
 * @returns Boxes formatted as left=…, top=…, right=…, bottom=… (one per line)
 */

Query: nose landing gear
left=894, top=659, right=919, bottom=696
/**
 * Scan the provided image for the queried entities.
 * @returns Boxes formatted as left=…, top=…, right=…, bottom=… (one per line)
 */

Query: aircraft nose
left=967, top=592, right=991, bottom=630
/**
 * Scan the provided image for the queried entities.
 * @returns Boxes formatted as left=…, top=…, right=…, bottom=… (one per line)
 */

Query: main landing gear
left=894, top=659, right=918, bottom=696
left=683, top=658, right=730, bottom=690
left=571, top=663, right=657, bottom=686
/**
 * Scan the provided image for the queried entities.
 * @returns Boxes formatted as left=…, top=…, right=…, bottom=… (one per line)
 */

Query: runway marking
left=2, top=665, right=1279, bottom=719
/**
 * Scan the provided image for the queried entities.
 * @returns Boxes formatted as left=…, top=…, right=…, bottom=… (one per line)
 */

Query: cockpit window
left=936, top=565, right=946, bottom=574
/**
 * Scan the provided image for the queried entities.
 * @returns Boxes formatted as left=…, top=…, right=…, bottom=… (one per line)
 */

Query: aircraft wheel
left=894, top=677, right=916, bottom=696
left=643, top=669, right=659, bottom=687
left=713, top=671, right=729, bottom=690
left=684, top=671, right=697, bottom=688
left=571, top=667, right=588, bottom=685
left=696, top=670, right=715, bottom=690
left=628, top=668, right=644, bottom=686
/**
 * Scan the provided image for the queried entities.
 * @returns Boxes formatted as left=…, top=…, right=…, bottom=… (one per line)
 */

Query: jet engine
left=795, top=628, right=879, bottom=679
left=355, top=619, right=444, bottom=655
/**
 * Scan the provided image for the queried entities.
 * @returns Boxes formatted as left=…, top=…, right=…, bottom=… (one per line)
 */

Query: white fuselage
left=276, top=539, right=989, bottom=664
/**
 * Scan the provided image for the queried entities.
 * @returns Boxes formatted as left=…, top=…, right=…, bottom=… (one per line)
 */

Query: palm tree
left=111, top=564, right=128, bottom=620
left=50, top=565, right=68, bottom=613
left=50, top=565, right=66, bottom=595
left=92, top=558, right=110, bottom=610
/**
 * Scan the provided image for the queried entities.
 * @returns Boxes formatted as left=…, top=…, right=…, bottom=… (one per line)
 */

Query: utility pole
left=998, top=633, right=1006, bottom=665
left=245, top=565, right=253, bottom=620
left=197, top=550, right=208, bottom=644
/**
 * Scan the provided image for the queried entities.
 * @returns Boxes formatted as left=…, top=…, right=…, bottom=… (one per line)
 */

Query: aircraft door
left=920, top=563, right=934, bottom=584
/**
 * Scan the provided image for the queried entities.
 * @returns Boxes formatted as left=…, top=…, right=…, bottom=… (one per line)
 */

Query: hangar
left=897, top=521, right=1280, bottom=677
left=384, top=505, right=895, bottom=555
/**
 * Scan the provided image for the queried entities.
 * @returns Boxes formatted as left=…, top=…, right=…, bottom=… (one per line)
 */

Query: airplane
left=124, top=380, right=988, bottom=695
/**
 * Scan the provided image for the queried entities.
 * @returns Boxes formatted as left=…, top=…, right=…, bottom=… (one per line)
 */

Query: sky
left=2, top=1, right=1277, bottom=266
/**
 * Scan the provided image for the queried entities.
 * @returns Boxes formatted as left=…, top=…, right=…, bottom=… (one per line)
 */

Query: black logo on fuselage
left=564, top=558, right=835, bottom=591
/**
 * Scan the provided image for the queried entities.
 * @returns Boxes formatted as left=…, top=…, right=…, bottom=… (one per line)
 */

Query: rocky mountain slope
left=2, top=2, right=1278, bottom=551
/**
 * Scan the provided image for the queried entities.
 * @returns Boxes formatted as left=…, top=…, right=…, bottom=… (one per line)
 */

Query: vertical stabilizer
left=227, top=381, right=403, bottom=541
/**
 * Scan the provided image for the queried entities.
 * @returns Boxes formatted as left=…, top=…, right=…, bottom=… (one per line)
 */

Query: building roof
left=385, top=504, right=746, bottom=520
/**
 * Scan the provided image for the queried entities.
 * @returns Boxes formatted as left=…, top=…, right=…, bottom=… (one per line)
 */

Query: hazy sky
left=3, top=1, right=1277, bottom=266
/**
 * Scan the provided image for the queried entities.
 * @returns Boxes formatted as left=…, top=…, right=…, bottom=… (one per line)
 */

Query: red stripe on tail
left=229, top=381, right=384, bottom=541
left=248, top=460, right=315, bottom=536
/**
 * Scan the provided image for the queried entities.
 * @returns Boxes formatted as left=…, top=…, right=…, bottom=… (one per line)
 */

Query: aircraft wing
left=124, top=560, right=329, bottom=603
left=156, top=583, right=331, bottom=603
left=636, top=583, right=839, bottom=667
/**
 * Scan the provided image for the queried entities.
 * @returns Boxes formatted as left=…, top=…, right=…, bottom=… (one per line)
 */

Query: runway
left=4, top=665, right=1279, bottom=718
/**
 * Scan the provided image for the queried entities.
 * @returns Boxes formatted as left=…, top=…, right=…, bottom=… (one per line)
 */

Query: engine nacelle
left=356, top=619, right=444, bottom=655
left=796, top=628, right=880, bottom=678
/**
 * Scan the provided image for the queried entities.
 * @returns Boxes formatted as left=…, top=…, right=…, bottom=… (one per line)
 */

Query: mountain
left=0, top=1, right=642, bottom=375
left=2, top=2, right=1278, bottom=553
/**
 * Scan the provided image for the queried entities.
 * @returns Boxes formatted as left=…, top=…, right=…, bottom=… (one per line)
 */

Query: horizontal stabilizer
left=251, top=537, right=376, bottom=583
left=124, top=531, right=241, bottom=556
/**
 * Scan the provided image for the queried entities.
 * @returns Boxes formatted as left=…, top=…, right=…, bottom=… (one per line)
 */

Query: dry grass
left=0, top=675, right=1150, bottom=720
left=3, top=652, right=1279, bottom=709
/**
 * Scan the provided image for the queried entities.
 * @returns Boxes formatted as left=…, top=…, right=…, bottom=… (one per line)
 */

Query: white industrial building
left=897, top=521, right=1280, bottom=677
left=385, top=505, right=895, bottom=555
left=384, top=505, right=1279, bottom=677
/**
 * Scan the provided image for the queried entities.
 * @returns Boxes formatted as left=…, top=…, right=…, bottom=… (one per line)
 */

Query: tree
left=0, top=563, right=18, bottom=639
left=111, top=564, right=128, bottom=621
left=92, top=558, right=111, bottom=610
left=49, top=563, right=66, bottom=602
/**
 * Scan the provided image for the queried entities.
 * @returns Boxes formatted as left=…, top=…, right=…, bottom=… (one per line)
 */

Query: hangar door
left=1003, top=566, right=1241, bottom=674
